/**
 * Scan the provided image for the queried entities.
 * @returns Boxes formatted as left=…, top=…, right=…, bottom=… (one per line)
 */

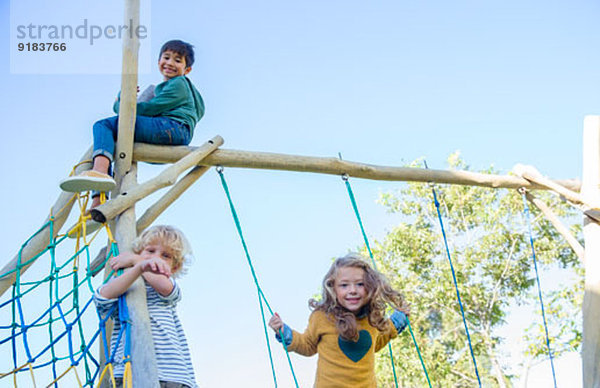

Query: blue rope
left=118, top=282, right=132, bottom=364
left=98, top=304, right=118, bottom=362
left=111, top=243, right=133, bottom=366
left=11, top=286, right=18, bottom=371
left=55, top=303, right=76, bottom=365
left=91, top=242, right=133, bottom=372
left=1, top=216, right=124, bottom=386
left=48, top=219, right=59, bottom=388
left=31, top=296, right=97, bottom=365
left=342, top=175, right=432, bottom=387
left=75, top=327, right=101, bottom=366
left=428, top=181, right=482, bottom=387
left=217, top=167, right=299, bottom=388
left=521, top=191, right=558, bottom=388
left=16, top=298, right=33, bottom=362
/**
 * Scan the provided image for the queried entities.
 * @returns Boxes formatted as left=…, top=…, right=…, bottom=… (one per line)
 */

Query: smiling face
left=334, top=266, right=368, bottom=313
left=141, top=243, right=179, bottom=273
left=158, top=49, right=191, bottom=81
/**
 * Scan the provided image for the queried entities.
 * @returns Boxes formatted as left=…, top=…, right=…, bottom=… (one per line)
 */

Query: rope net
left=0, top=193, right=130, bottom=387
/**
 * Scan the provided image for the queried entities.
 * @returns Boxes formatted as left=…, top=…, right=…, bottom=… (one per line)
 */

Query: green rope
left=217, top=167, right=300, bottom=388
left=342, top=175, right=432, bottom=388
left=48, top=218, right=58, bottom=384
left=0, top=214, right=117, bottom=387
left=257, top=289, right=280, bottom=387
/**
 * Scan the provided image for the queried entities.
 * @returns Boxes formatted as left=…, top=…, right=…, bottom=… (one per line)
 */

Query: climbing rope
left=341, top=172, right=433, bottom=388
left=520, top=189, right=558, bottom=388
left=425, top=161, right=482, bottom=387
left=217, top=166, right=299, bottom=388
left=0, top=190, right=130, bottom=387
left=96, top=240, right=134, bottom=388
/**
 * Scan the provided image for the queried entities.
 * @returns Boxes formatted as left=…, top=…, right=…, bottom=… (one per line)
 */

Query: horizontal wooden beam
left=134, top=145, right=581, bottom=191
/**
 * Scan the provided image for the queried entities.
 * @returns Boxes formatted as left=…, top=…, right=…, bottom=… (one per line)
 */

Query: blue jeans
left=92, top=115, right=191, bottom=162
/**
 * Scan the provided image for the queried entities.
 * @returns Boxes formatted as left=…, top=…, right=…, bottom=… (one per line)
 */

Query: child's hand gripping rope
left=269, top=313, right=293, bottom=346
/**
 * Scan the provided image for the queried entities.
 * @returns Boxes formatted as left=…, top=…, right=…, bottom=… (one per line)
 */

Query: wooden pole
left=115, top=165, right=160, bottom=387
left=102, top=0, right=160, bottom=386
left=134, top=145, right=581, bottom=191
left=582, top=115, right=600, bottom=388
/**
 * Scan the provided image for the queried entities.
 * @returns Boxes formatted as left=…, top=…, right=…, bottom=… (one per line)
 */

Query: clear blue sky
left=1, top=0, right=599, bottom=386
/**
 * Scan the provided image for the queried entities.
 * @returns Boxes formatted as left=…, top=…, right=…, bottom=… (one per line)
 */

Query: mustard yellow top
left=289, top=310, right=397, bottom=388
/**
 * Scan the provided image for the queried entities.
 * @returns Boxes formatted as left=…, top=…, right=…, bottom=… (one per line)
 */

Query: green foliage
left=370, top=153, right=582, bottom=387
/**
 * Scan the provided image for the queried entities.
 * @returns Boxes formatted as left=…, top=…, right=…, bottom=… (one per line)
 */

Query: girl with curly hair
left=268, top=253, right=410, bottom=387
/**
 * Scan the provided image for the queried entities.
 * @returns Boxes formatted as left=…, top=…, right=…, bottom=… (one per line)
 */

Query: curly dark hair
left=309, top=253, right=409, bottom=341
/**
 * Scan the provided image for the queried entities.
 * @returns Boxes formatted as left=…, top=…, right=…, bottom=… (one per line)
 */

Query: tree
left=368, top=153, right=582, bottom=387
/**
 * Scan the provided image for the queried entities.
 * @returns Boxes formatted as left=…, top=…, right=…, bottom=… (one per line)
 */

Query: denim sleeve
left=390, top=310, right=409, bottom=334
left=274, top=324, right=293, bottom=346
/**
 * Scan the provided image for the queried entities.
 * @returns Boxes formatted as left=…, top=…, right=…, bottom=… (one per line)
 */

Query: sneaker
left=59, top=170, right=116, bottom=193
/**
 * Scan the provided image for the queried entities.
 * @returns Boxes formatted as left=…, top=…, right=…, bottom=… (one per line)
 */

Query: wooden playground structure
left=1, top=1, right=599, bottom=386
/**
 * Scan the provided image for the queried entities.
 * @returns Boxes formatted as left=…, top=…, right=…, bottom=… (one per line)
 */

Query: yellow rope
left=2, top=363, right=39, bottom=387
left=122, top=361, right=132, bottom=388
left=96, top=363, right=117, bottom=388
left=67, top=160, right=94, bottom=177
left=5, top=182, right=120, bottom=388
left=50, top=192, right=77, bottom=222
left=105, top=224, right=116, bottom=245
left=30, top=175, right=121, bottom=388
left=46, top=365, right=73, bottom=387
left=60, top=193, right=91, bottom=240
left=73, top=366, right=83, bottom=388
left=62, top=192, right=112, bottom=246
left=44, top=362, right=84, bottom=387
left=0, top=362, right=32, bottom=379
left=28, top=362, right=37, bottom=388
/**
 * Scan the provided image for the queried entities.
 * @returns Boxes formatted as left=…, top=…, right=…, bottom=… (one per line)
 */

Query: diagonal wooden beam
left=136, top=165, right=209, bottom=233
left=514, top=163, right=594, bottom=208
left=87, top=165, right=210, bottom=277
left=91, top=136, right=223, bottom=224
left=0, top=147, right=92, bottom=297
left=524, top=191, right=584, bottom=262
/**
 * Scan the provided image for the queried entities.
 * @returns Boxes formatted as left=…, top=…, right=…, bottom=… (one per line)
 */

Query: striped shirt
left=94, top=279, right=197, bottom=387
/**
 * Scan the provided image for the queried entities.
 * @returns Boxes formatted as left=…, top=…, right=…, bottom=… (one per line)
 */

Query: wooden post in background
left=101, top=0, right=160, bottom=386
left=582, top=115, right=600, bottom=387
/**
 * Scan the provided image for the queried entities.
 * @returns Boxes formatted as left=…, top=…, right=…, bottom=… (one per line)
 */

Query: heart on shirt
left=338, top=330, right=372, bottom=363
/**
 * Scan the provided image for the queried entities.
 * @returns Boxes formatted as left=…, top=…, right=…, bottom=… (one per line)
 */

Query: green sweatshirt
left=113, top=75, right=205, bottom=136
